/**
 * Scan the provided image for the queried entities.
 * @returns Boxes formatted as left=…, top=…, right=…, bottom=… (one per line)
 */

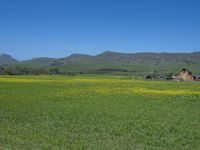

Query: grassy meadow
left=0, top=75, right=200, bottom=149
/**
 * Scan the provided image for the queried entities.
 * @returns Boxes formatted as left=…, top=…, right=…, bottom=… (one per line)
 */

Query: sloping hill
left=0, top=53, right=18, bottom=65
left=94, top=51, right=200, bottom=65
left=20, top=57, right=56, bottom=67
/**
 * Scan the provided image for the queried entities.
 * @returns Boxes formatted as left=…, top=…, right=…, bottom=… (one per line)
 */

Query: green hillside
left=1, top=51, right=200, bottom=74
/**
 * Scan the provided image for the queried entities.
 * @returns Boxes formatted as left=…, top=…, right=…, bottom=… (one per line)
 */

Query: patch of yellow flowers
left=93, top=87, right=200, bottom=95
left=1, top=76, right=200, bottom=96
left=0, top=77, right=51, bottom=83
left=53, top=87, right=200, bottom=98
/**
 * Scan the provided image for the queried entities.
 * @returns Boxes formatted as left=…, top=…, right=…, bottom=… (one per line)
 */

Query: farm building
left=175, top=68, right=199, bottom=81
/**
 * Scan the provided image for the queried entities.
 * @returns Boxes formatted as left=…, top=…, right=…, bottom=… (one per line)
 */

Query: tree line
left=145, top=70, right=174, bottom=80
left=0, top=66, right=74, bottom=75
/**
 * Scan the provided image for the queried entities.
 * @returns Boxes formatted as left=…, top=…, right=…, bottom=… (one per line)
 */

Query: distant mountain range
left=1, top=51, right=200, bottom=73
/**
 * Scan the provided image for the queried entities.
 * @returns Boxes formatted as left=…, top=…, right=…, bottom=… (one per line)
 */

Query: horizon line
left=1, top=50, right=200, bottom=61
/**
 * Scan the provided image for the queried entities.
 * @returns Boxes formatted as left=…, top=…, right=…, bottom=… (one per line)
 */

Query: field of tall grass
left=0, top=75, right=200, bottom=149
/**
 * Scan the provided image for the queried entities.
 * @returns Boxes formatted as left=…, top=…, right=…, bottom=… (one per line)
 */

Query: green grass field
left=0, top=75, right=200, bottom=149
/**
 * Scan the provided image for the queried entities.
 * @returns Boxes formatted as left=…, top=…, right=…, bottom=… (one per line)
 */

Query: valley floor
left=0, top=75, right=200, bottom=149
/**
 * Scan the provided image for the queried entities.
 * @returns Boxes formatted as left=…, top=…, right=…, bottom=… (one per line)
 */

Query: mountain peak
left=0, top=53, right=9, bottom=56
left=0, top=53, right=18, bottom=65
left=101, top=51, right=113, bottom=54
left=100, top=51, right=121, bottom=55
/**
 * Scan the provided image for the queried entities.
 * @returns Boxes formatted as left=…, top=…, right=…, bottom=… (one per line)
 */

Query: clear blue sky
left=0, top=0, right=200, bottom=60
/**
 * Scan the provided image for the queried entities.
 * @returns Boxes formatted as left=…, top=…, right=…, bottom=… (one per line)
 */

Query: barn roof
left=179, top=68, right=192, bottom=74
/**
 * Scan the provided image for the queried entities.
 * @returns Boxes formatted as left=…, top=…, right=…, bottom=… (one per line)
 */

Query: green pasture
left=0, top=75, right=200, bottom=149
